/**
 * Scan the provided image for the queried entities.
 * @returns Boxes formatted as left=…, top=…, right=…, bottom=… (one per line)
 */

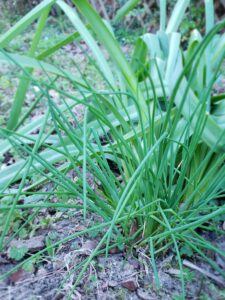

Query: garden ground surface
left=0, top=205, right=225, bottom=299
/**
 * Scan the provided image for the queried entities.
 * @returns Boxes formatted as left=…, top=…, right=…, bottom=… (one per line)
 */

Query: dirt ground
left=0, top=205, right=225, bottom=300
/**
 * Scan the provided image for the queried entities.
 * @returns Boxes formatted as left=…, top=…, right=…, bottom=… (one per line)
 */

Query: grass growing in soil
left=0, top=0, right=225, bottom=299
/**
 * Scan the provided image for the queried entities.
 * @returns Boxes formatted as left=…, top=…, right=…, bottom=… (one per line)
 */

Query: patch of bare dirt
left=0, top=209, right=225, bottom=300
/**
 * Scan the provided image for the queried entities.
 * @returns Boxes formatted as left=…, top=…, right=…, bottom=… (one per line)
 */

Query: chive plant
left=0, top=0, right=225, bottom=298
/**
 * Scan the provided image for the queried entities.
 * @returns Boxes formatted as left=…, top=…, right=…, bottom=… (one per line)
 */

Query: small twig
left=183, top=259, right=224, bottom=287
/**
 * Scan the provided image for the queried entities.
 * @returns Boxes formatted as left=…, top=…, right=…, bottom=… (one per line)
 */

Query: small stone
left=9, top=236, right=45, bottom=253
left=109, top=246, right=121, bottom=254
left=82, top=240, right=98, bottom=251
left=98, top=256, right=108, bottom=265
left=36, top=267, right=47, bottom=277
left=137, top=289, right=151, bottom=300
left=108, top=280, right=118, bottom=288
left=53, top=292, right=65, bottom=300
left=0, top=255, right=8, bottom=264
left=128, top=258, right=140, bottom=270
left=53, top=258, right=65, bottom=270
left=74, top=225, right=86, bottom=232
left=121, top=277, right=138, bottom=291
left=34, top=86, right=40, bottom=92
left=101, top=282, right=108, bottom=291
left=166, top=268, right=182, bottom=276
left=122, top=263, right=135, bottom=277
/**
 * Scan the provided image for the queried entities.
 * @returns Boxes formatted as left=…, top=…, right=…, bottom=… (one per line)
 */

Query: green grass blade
left=83, top=108, right=88, bottom=220
left=7, top=7, right=50, bottom=130
left=205, top=0, right=214, bottom=34
left=57, top=0, right=115, bottom=86
left=113, top=0, right=141, bottom=24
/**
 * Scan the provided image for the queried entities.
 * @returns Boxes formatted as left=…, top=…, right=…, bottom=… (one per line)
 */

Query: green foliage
left=22, top=258, right=36, bottom=272
left=180, top=245, right=193, bottom=258
left=0, top=0, right=225, bottom=298
left=45, top=232, right=56, bottom=257
left=180, top=5, right=205, bottom=37
left=9, top=245, right=28, bottom=261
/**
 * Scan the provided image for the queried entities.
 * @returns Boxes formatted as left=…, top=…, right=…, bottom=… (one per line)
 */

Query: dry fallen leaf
left=121, top=277, right=138, bottom=291
left=9, top=269, right=31, bottom=284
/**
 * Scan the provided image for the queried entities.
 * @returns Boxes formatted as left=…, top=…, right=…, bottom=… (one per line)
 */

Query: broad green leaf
left=160, top=0, right=167, bottom=31
left=165, top=32, right=181, bottom=82
left=166, top=0, right=190, bottom=34
left=131, top=38, right=148, bottom=81
left=205, top=0, right=214, bottom=34
left=9, top=246, right=28, bottom=261
left=7, top=8, right=50, bottom=130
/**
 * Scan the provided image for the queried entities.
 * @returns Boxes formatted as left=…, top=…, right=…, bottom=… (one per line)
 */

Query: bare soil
left=0, top=206, right=225, bottom=300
